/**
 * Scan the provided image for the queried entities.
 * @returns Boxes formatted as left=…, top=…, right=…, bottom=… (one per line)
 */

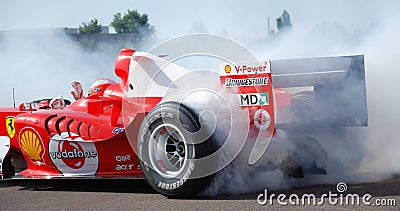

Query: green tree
left=111, top=9, right=154, bottom=40
left=78, top=18, right=102, bottom=34
left=276, top=10, right=292, bottom=33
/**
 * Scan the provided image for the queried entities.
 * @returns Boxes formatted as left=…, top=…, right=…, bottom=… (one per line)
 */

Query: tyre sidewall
left=138, top=102, right=214, bottom=197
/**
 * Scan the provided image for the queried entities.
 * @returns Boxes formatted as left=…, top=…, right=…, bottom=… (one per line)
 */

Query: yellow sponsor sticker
left=6, top=116, right=15, bottom=138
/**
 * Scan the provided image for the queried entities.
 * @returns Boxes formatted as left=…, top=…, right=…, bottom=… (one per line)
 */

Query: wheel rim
left=148, top=123, right=188, bottom=178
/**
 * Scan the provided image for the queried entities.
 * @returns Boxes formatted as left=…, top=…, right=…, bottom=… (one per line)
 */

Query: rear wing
left=124, top=50, right=367, bottom=127
left=271, top=55, right=368, bottom=127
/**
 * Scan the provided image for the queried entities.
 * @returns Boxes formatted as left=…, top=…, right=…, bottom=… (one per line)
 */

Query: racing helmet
left=88, top=78, right=117, bottom=96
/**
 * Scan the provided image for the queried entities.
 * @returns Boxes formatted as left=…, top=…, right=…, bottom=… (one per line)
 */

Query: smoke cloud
left=0, top=31, right=117, bottom=106
left=198, top=8, right=400, bottom=196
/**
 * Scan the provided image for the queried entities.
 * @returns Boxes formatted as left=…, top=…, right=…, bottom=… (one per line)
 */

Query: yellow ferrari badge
left=6, top=116, right=15, bottom=138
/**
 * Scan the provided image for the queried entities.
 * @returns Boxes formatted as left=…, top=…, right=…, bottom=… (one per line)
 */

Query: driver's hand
left=71, top=81, right=84, bottom=100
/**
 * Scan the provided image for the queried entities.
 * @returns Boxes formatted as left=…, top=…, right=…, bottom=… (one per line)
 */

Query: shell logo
left=224, top=65, right=231, bottom=74
left=19, top=128, right=44, bottom=162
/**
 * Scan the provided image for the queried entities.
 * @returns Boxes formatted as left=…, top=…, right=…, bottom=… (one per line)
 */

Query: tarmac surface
left=0, top=177, right=399, bottom=210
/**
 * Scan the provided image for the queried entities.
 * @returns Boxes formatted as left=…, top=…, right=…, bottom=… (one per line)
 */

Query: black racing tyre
left=291, top=136, right=327, bottom=175
left=1, top=153, right=14, bottom=179
left=138, top=102, right=216, bottom=197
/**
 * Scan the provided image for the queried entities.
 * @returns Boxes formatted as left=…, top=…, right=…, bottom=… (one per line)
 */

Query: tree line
left=78, top=9, right=155, bottom=42
left=78, top=9, right=293, bottom=46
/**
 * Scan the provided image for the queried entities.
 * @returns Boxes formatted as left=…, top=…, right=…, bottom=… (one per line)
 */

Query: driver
left=87, top=78, right=117, bottom=97
left=71, top=78, right=117, bottom=100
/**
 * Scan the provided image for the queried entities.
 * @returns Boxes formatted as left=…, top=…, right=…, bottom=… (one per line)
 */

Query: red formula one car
left=0, top=46, right=368, bottom=197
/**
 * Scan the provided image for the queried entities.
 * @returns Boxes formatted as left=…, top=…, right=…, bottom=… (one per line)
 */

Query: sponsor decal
left=225, top=77, right=269, bottom=87
left=156, top=161, right=194, bottom=190
left=237, top=92, right=269, bottom=106
left=19, top=127, right=44, bottom=162
left=49, top=132, right=99, bottom=175
left=6, top=116, right=15, bottom=138
left=115, top=155, right=133, bottom=171
left=88, top=87, right=101, bottom=96
left=116, top=155, right=131, bottom=162
left=112, top=127, right=124, bottom=134
left=234, top=64, right=268, bottom=74
left=116, top=164, right=134, bottom=171
left=254, top=109, right=271, bottom=130
left=224, top=64, right=232, bottom=74
left=158, top=160, right=169, bottom=172
left=220, top=61, right=270, bottom=75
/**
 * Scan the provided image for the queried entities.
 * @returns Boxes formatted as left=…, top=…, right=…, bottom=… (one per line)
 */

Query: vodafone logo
left=254, top=109, right=271, bottom=130
left=49, top=132, right=99, bottom=175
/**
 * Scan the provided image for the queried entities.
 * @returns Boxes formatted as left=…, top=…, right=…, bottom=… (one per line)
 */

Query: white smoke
left=140, top=12, right=400, bottom=195
left=356, top=16, right=400, bottom=173
left=196, top=9, right=400, bottom=196
left=0, top=31, right=117, bottom=106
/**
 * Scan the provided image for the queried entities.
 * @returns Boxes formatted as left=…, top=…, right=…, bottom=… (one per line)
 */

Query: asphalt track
left=0, top=177, right=399, bottom=210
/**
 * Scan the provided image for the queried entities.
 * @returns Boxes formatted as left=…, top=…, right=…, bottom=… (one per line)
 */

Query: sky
left=0, top=0, right=398, bottom=40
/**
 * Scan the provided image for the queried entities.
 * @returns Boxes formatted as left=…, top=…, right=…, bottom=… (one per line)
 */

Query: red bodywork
left=0, top=48, right=291, bottom=179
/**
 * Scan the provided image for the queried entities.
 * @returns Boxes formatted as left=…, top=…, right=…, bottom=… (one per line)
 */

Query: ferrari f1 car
left=0, top=46, right=368, bottom=197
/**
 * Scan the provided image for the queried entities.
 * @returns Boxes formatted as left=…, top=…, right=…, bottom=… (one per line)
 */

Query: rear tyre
left=288, top=91, right=328, bottom=174
left=138, top=102, right=215, bottom=197
left=291, top=136, right=327, bottom=174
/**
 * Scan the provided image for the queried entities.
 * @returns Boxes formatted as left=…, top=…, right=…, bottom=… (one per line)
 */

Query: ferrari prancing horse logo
left=6, top=116, right=15, bottom=138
